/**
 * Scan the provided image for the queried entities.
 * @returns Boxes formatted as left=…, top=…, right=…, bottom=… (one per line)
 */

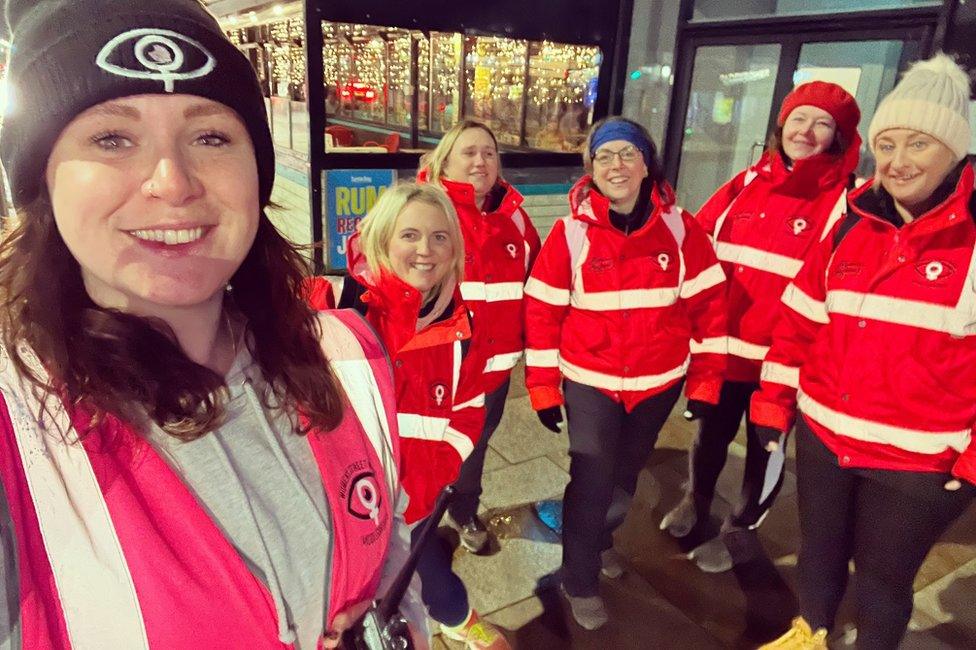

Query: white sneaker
left=560, top=584, right=609, bottom=630
left=689, top=536, right=733, bottom=573
left=660, top=494, right=699, bottom=538
left=600, top=548, right=625, bottom=579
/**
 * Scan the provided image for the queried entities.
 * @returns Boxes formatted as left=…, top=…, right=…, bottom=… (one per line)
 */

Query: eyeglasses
left=592, top=145, right=642, bottom=167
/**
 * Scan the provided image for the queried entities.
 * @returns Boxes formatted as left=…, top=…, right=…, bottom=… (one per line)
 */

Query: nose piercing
left=146, top=181, right=158, bottom=198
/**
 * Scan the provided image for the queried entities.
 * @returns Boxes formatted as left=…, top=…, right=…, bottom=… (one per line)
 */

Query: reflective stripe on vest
left=798, top=390, right=970, bottom=454
left=1, top=310, right=400, bottom=646
left=559, top=355, right=689, bottom=392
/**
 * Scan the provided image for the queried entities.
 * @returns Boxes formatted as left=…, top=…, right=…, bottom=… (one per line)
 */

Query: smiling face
left=874, top=128, right=957, bottom=214
left=591, top=138, right=649, bottom=213
left=45, top=94, right=260, bottom=315
left=781, top=104, right=838, bottom=160
left=441, top=127, right=499, bottom=200
left=387, top=199, right=455, bottom=299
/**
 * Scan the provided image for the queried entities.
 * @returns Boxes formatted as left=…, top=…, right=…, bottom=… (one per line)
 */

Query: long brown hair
left=0, top=194, right=344, bottom=440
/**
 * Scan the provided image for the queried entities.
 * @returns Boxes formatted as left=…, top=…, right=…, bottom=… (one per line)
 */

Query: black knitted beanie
left=0, top=0, right=275, bottom=206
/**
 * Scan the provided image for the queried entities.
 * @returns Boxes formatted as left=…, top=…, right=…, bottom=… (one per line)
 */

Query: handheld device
left=341, top=485, right=456, bottom=649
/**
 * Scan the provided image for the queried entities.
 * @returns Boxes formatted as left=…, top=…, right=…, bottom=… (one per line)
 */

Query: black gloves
left=755, top=425, right=784, bottom=451
left=682, top=399, right=714, bottom=422
left=537, top=406, right=563, bottom=433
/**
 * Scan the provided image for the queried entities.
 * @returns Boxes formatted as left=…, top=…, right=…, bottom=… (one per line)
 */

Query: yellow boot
left=759, top=617, right=828, bottom=649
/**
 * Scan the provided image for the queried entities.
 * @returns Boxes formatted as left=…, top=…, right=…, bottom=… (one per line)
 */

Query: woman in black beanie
left=0, top=1, right=425, bottom=647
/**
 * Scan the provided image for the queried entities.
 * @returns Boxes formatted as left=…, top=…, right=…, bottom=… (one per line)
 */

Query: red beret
left=778, top=81, right=861, bottom=147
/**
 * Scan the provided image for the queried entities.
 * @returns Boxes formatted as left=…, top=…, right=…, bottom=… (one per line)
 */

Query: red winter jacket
left=418, top=169, right=542, bottom=394
left=751, top=164, right=976, bottom=484
left=524, top=177, right=728, bottom=412
left=697, top=147, right=858, bottom=383
left=303, top=275, right=336, bottom=310
left=345, top=235, right=487, bottom=524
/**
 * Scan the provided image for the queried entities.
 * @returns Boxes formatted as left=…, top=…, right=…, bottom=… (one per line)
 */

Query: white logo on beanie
left=95, top=28, right=215, bottom=93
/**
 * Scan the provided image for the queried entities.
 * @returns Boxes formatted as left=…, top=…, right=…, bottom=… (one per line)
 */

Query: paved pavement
left=264, top=171, right=976, bottom=648
left=431, top=364, right=976, bottom=649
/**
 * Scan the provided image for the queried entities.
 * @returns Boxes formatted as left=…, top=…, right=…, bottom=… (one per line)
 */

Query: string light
left=223, top=12, right=598, bottom=146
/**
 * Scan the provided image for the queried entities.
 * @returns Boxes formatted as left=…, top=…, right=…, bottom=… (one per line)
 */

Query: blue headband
left=590, top=121, right=652, bottom=166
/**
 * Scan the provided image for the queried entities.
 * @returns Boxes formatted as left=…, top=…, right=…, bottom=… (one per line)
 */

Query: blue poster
left=324, top=169, right=396, bottom=270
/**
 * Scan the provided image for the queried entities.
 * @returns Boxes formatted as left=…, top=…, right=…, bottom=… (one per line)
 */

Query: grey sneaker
left=600, top=548, right=625, bottom=579
left=560, top=585, right=609, bottom=630
left=689, top=536, right=733, bottom=573
left=448, top=513, right=489, bottom=553
left=660, top=494, right=699, bottom=538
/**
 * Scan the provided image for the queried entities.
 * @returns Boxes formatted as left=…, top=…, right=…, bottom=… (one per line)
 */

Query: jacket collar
left=568, top=175, right=676, bottom=233
left=753, top=143, right=859, bottom=195
left=346, top=232, right=467, bottom=354
left=849, top=163, right=975, bottom=238
left=417, top=167, right=524, bottom=217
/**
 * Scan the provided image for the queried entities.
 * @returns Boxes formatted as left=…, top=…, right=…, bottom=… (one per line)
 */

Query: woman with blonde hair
left=754, top=54, right=976, bottom=649
left=338, top=182, right=510, bottom=649
left=419, top=121, right=541, bottom=553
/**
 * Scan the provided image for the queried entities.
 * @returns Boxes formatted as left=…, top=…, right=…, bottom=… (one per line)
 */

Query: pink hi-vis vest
left=0, top=310, right=401, bottom=649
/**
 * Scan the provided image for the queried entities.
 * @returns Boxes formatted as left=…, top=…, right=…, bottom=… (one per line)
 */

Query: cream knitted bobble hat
left=868, top=53, right=972, bottom=161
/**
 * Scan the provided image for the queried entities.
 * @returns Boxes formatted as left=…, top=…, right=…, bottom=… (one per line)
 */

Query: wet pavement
left=431, top=364, right=976, bottom=649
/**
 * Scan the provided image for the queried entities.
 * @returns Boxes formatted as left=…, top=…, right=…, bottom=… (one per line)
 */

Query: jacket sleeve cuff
left=749, top=395, right=792, bottom=433
left=951, top=451, right=976, bottom=486
left=529, top=385, right=563, bottom=411
left=685, top=376, right=721, bottom=405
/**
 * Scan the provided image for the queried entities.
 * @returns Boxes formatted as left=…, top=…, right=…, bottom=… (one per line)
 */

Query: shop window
left=388, top=31, right=430, bottom=131
left=463, top=36, right=528, bottom=146
left=323, top=22, right=387, bottom=124
left=524, top=42, right=600, bottom=152
left=226, top=12, right=601, bottom=154
left=430, top=32, right=462, bottom=134
left=692, top=0, right=940, bottom=21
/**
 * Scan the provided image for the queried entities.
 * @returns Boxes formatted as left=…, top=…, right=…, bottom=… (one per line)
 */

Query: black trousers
left=561, top=380, right=682, bottom=597
left=688, top=381, right=785, bottom=530
left=412, top=518, right=469, bottom=626
left=795, top=416, right=975, bottom=649
left=448, top=379, right=510, bottom=523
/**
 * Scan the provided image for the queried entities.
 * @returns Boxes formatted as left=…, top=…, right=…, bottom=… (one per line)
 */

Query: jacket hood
left=346, top=232, right=461, bottom=352
left=849, top=160, right=974, bottom=229
left=417, top=167, right=525, bottom=214
left=568, top=175, right=677, bottom=230
left=755, top=131, right=862, bottom=194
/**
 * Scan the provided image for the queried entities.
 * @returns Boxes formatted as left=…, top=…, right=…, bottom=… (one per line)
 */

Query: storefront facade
left=622, top=0, right=975, bottom=211
left=204, top=0, right=974, bottom=269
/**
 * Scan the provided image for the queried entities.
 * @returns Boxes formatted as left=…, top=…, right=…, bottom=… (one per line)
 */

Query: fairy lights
left=222, top=12, right=599, bottom=148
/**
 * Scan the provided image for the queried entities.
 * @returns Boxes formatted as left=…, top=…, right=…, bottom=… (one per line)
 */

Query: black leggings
left=561, top=380, right=682, bottom=596
left=795, top=416, right=975, bottom=649
left=688, top=381, right=784, bottom=530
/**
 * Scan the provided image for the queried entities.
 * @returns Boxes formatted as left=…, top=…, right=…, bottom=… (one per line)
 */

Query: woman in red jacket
left=524, top=117, right=727, bottom=630
left=338, top=182, right=511, bottom=650
left=754, top=55, right=975, bottom=649
left=418, top=121, right=541, bottom=553
left=660, top=82, right=862, bottom=572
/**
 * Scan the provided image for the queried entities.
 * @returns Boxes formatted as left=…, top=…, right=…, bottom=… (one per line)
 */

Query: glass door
left=675, top=43, right=782, bottom=212
left=671, top=32, right=925, bottom=212
left=794, top=39, right=920, bottom=178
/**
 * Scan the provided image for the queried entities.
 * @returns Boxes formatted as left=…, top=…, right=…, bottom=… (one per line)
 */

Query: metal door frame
left=662, top=2, right=947, bottom=185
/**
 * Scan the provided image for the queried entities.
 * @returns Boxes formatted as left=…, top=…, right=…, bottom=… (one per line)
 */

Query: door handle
left=750, top=140, right=766, bottom=166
